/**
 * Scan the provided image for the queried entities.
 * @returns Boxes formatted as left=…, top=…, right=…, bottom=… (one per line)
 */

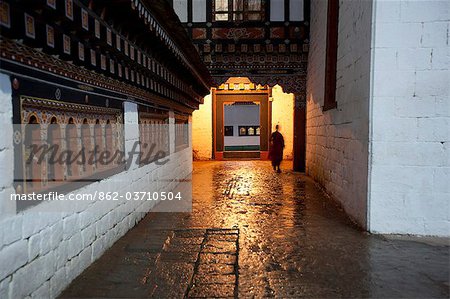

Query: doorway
left=224, top=102, right=261, bottom=158
left=213, top=84, right=271, bottom=160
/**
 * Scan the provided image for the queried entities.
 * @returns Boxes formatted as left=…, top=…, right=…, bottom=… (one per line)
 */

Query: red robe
left=269, top=131, right=284, bottom=165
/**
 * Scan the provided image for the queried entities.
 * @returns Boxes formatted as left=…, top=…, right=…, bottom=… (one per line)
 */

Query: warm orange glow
left=192, top=78, right=294, bottom=160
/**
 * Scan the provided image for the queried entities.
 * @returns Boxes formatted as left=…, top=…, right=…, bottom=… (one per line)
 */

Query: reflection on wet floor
left=60, top=161, right=449, bottom=298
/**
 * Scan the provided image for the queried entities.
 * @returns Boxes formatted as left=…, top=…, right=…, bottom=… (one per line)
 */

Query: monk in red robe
left=269, top=125, right=285, bottom=173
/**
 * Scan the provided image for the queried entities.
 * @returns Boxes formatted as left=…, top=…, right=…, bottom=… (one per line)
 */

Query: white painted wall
left=0, top=73, right=194, bottom=297
left=368, top=0, right=450, bottom=236
left=306, top=0, right=373, bottom=228
left=307, top=0, right=449, bottom=235
left=0, top=74, right=15, bottom=218
left=224, top=104, right=260, bottom=147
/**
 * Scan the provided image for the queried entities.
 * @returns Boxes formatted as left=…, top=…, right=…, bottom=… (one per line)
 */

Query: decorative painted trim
left=21, top=96, right=121, bottom=116
left=78, top=42, right=85, bottom=61
left=95, top=19, right=101, bottom=38
left=0, top=2, right=11, bottom=29
left=47, top=0, right=56, bottom=9
left=24, top=13, right=35, bottom=39
left=107, top=28, right=112, bottom=46
left=46, top=25, right=55, bottom=48
left=0, top=38, right=198, bottom=111
left=82, top=9, right=89, bottom=30
left=63, top=34, right=71, bottom=55
left=65, top=0, right=74, bottom=21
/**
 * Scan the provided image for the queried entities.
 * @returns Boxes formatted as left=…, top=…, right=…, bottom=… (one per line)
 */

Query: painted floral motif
left=212, top=28, right=264, bottom=40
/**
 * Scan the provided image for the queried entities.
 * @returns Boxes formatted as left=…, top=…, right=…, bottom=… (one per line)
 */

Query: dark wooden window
left=323, top=0, right=339, bottom=111
left=213, top=0, right=263, bottom=21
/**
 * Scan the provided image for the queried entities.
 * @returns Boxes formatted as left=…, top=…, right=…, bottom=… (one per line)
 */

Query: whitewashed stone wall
left=0, top=74, right=15, bottom=218
left=0, top=73, right=194, bottom=297
left=368, top=0, right=450, bottom=236
left=306, top=0, right=373, bottom=227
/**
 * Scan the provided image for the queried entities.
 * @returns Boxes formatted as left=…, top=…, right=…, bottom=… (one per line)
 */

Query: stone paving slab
left=202, top=241, right=237, bottom=254
left=193, top=274, right=237, bottom=285
left=60, top=161, right=450, bottom=299
left=196, top=264, right=236, bottom=276
left=185, top=228, right=239, bottom=298
left=188, top=283, right=236, bottom=298
left=199, top=253, right=237, bottom=265
left=159, top=251, right=199, bottom=263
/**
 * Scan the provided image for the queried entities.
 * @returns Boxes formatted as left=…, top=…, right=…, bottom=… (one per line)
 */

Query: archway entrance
left=213, top=84, right=271, bottom=160
left=192, top=77, right=303, bottom=169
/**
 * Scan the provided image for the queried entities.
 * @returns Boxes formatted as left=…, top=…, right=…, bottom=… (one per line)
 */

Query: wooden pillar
left=293, top=95, right=306, bottom=172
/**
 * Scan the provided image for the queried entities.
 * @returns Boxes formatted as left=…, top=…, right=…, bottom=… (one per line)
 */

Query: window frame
left=213, top=0, right=264, bottom=22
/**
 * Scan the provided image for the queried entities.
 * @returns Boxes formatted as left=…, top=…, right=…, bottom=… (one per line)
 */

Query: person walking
left=269, top=124, right=285, bottom=173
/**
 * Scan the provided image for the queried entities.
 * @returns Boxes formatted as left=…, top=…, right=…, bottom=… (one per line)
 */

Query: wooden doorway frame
left=212, top=88, right=271, bottom=160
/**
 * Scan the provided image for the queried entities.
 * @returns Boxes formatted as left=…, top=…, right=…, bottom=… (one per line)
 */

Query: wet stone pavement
left=60, top=161, right=450, bottom=298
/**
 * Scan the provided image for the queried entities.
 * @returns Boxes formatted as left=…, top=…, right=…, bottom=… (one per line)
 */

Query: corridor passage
left=60, top=161, right=449, bottom=298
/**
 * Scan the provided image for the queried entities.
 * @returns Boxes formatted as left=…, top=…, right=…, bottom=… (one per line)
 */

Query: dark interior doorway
left=213, top=87, right=271, bottom=160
